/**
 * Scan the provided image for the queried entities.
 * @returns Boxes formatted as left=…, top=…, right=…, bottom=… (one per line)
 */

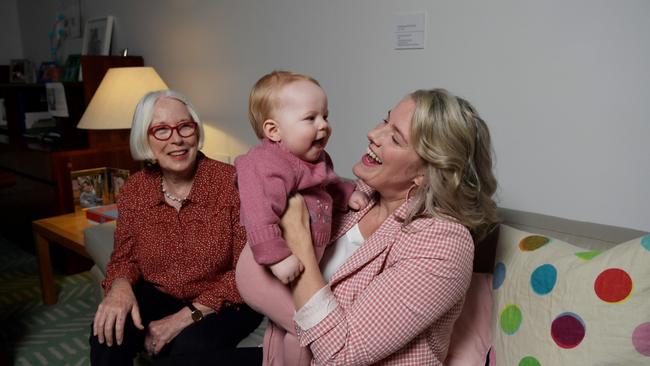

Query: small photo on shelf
left=61, top=55, right=81, bottom=82
left=9, top=59, right=36, bottom=83
left=37, top=61, right=63, bottom=83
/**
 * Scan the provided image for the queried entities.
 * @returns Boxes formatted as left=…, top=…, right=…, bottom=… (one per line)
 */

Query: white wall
left=0, top=0, right=24, bottom=64
left=16, top=0, right=650, bottom=231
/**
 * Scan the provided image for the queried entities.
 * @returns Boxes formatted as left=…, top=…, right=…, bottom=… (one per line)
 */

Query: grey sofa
left=83, top=208, right=647, bottom=348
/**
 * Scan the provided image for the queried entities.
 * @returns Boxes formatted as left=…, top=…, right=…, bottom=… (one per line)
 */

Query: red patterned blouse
left=102, top=153, right=247, bottom=312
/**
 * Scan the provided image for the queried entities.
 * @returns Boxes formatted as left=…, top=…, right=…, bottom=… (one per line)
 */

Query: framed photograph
left=71, top=168, right=109, bottom=209
left=108, top=168, right=130, bottom=201
left=81, top=16, right=114, bottom=56
left=45, top=83, right=69, bottom=118
left=61, top=54, right=81, bottom=82
left=9, top=59, right=36, bottom=83
left=62, top=0, right=81, bottom=38
left=37, top=62, right=62, bottom=83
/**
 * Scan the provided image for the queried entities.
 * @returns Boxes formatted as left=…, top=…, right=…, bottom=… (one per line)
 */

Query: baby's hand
left=269, top=254, right=304, bottom=284
left=348, top=191, right=370, bottom=211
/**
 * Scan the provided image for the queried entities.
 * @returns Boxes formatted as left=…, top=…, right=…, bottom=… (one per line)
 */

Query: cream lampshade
left=77, top=67, right=168, bottom=130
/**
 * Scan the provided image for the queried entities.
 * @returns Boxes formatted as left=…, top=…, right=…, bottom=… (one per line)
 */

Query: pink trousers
left=236, top=244, right=323, bottom=366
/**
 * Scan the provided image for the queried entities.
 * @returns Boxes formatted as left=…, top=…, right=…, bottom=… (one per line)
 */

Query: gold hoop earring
left=405, top=184, right=418, bottom=201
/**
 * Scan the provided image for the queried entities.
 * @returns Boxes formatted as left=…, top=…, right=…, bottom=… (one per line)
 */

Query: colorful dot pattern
left=493, top=262, right=506, bottom=290
left=642, top=235, right=650, bottom=252
left=530, top=264, right=556, bottom=295
left=594, top=268, right=632, bottom=303
left=519, top=356, right=541, bottom=366
left=575, top=251, right=601, bottom=260
left=494, top=232, right=650, bottom=365
left=551, top=312, right=586, bottom=349
left=500, top=304, right=523, bottom=335
left=519, top=235, right=551, bottom=251
left=633, top=322, right=650, bottom=356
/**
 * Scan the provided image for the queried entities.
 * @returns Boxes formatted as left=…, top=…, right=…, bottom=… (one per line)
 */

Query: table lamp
left=77, top=66, right=168, bottom=147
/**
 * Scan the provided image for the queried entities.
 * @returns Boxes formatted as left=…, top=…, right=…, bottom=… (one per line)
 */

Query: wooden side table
left=32, top=210, right=92, bottom=305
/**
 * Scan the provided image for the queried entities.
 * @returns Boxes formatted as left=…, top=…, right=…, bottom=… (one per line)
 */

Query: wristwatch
left=187, top=303, right=204, bottom=322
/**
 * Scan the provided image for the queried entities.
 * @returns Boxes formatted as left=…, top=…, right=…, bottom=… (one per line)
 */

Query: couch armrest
left=84, top=221, right=116, bottom=275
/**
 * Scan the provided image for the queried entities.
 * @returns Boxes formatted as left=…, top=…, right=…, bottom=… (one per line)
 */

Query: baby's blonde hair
left=248, top=70, right=320, bottom=139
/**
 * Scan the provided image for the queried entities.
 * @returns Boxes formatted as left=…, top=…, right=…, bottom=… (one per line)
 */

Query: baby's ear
left=263, top=119, right=282, bottom=142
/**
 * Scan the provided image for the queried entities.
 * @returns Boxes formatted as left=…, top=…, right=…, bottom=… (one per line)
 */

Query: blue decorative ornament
left=50, top=12, right=67, bottom=64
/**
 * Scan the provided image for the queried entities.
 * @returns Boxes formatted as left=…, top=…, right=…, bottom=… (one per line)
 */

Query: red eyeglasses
left=148, top=121, right=198, bottom=141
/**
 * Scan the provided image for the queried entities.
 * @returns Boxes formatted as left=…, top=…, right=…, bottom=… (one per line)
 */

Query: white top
left=321, top=223, right=365, bottom=281
left=294, top=223, right=365, bottom=329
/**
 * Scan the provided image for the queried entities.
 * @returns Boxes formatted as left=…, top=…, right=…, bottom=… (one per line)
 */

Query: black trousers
left=89, top=281, right=263, bottom=366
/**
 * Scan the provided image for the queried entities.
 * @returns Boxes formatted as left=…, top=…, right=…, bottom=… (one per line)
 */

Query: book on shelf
left=85, top=203, right=118, bottom=223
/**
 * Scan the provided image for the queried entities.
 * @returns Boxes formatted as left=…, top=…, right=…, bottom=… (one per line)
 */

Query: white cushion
left=492, top=225, right=650, bottom=365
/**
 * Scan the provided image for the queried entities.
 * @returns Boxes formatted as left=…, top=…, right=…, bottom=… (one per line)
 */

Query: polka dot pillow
left=492, top=225, right=650, bottom=366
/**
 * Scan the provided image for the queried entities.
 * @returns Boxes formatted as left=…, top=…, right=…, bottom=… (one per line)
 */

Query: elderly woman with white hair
left=89, top=90, right=262, bottom=365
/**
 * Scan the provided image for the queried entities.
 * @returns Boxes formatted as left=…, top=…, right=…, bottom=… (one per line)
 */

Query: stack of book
left=85, top=203, right=118, bottom=223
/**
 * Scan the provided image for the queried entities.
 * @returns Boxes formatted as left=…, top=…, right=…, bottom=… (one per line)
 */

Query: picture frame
left=70, top=168, right=109, bottom=209
left=81, top=16, right=114, bottom=56
left=62, top=0, right=82, bottom=38
left=108, top=168, right=130, bottom=202
left=61, top=54, right=81, bottom=82
left=45, top=83, right=69, bottom=118
left=9, top=59, right=36, bottom=83
left=70, top=167, right=130, bottom=210
left=37, top=62, right=62, bottom=83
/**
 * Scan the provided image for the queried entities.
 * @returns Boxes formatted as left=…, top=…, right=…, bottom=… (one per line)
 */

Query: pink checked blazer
left=296, top=195, right=475, bottom=365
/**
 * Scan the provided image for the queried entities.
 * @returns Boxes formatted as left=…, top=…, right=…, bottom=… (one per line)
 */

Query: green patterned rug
left=0, top=237, right=99, bottom=366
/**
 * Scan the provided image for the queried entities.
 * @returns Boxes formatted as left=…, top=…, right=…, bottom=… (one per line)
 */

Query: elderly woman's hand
left=144, top=309, right=191, bottom=355
left=145, top=302, right=214, bottom=355
left=279, top=194, right=316, bottom=265
left=93, top=278, right=144, bottom=347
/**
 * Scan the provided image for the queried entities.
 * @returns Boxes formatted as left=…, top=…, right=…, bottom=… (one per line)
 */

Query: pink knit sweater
left=235, top=139, right=355, bottom=265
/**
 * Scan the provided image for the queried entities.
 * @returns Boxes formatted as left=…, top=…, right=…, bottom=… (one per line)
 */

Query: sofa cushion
left=445, top=272, right=493, bottom=366
left=84, top=221, right=116, bottom=274
left=492, top=225, right=650, bottom=365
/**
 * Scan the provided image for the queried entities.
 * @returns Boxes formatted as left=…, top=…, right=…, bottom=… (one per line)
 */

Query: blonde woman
left=266, top=88, right=498, bottom=365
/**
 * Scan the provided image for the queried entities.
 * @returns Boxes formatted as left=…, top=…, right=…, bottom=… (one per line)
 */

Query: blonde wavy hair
left=248, top=70, right=320, bottom=139
left=403, top=89, right=498, bottom=242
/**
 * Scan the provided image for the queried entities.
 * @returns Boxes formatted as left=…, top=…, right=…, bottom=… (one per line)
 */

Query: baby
left=235, top=70, right=367, bottom=283
left=235, top=70, right=368, bottom=365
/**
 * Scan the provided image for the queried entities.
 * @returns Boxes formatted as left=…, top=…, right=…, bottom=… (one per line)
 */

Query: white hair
left=129, top=89, right=204, bottom=161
